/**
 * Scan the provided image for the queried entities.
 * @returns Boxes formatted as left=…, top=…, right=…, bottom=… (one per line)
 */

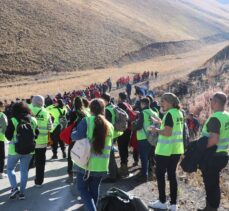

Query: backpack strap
left=35, top=109, right=42, bottom=117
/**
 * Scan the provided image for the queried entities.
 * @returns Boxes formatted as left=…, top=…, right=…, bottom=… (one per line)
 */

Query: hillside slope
left=0, top=0, right=229, bottom=74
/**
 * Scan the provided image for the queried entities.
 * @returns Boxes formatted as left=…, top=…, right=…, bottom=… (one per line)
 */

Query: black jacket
left=180, top=136, right=217, bottom=173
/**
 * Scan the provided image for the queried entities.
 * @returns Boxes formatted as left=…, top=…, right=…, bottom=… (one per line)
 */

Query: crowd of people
left=0, top=74, right=228, bottom=211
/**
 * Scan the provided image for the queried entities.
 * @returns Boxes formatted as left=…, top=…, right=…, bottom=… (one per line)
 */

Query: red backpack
left=123, top=103, right=137, bottom=130
left=59, top=121, right=77, bottom=145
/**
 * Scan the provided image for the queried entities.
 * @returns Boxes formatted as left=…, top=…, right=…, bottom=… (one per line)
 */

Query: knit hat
left=32, top=95, right=44, bottom=107
left=161, top=92, right=180, bottom=108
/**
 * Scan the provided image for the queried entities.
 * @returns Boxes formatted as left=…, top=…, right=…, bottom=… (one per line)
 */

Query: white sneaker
left=170, top=204, right=178, bottom=211
left=148, top=200, right=168, bottom=209
left=0, top=173, right=7, bottom=179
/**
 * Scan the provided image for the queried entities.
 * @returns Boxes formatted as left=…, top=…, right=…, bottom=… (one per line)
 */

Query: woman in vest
left=71, top=99, right=114, bottom=211
left=66, top=96, right=87, bottom=183
left=5, top=102, right=38, bottom=200
left=198, top=92, right=229, bottom=211
left=148, top=93, right=184, bottom=211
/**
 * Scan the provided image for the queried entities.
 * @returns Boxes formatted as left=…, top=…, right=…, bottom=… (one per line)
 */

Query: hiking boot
left=51, top=154, right=58, bottom=159
left=62, top=151, right=67, bottom=159
left=9, top=188, right=19, bottom=199
left=118, top=164, right=129, bottom=177
left=18, top=192, right=25, bottom=200
left=148, top=200, right=168, bottom=210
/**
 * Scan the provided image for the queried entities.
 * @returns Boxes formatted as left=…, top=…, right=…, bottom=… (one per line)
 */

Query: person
left=71, top=99, right=114, bottom=211
left=30, top=95, right=53, bottom=187
left=47, top=99, right=68, bottom=159
left=133, top=97, right=159, bottom=182
left=116, top=92, right=132, bottom=177
left=148, top=93, right=184, bottom=211
left=126, top=82, right=132, bottom=103
left=101, top=93, right=122, bottom=183
left=66, top=97, right=87, bottom=183
left=198, top=92, right=229, bottom=211
left=0, top=101, right=8, bottom=179
left=187, top=113, right=199, bottom=140
left=5, top=102, right=39, bottom=200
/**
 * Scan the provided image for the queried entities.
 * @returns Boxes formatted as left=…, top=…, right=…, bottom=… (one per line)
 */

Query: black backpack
left=97, top=187, right=149, bottom=211
left=15, top=118, right=36, bottom=155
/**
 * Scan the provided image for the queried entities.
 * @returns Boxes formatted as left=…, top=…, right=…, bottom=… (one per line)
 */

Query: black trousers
left=202, top=154, right=228, bottom=208
left=155, top=155, right=180, bottom=205
left=117, top=130, right=131, bottom=165
left=35, top=148, right=47, bottom=185
left=108, top=148, right=119, bottom=179
left=67, top=142, right=74, bottom=175
left=0, top=141, right=5, bottom=173
left=148, top=146, right=156, bottom=172
left=51, top=126, right=65, bottom=155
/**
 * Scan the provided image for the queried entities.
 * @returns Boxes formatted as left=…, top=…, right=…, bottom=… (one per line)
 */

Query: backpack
left=97, top=187, right=148, bottom=211
left=57, top=108, right=68, bottom=130
left=122, top=103, right=137, bottom=123
left=59, top=121, right=77, bottom=145
left=71, top=138, right=91, bottom=168
left=15, top=118, right=36, bottom=155
left=112, top=106, right=129, bottom=132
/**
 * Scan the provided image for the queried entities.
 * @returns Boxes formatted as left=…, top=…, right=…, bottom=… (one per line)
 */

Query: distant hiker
left=30, top=95, right=53, bottom=187
left=6, top=102, right=39, bottom=200
left=0, top=101, right=8, bottom=179
left=197, top=92, right=229, bottom=211
left=148, top=93, right=184, bottom=211
left=71, top=99, right=114, bottom=211
left=155, top=71, right=158, bottom=79
left=47, top=99, right=68, bottom=159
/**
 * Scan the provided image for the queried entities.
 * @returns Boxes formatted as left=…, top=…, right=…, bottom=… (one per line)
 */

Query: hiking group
left=0, top=75, right=228, bottom=211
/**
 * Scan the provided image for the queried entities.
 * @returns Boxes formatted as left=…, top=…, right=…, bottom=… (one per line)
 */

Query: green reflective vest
left=106, top=104, right=123, bottom=138
left=31, top=105, right=52, bottom=145
left=201, top=111, right=229, bottom=154
left=155, top=108, right=184, bottom=156
left=46, top=105, right=67, bottom=130
left=0, top=112, right=7, bottom=142
left=136, top=108, right=159, bottom=141
left=82, top=115, right=114, bottom=172
left=8, top=117, right=37, bottom=155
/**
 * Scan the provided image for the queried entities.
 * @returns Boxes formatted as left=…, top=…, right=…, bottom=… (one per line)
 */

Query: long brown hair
left=90, top=99, right=109, bottom=154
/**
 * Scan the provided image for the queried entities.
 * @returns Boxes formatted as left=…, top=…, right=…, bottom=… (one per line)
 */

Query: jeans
left=155, top=155, right=180, bottom=204
left=202, top=154, right=228, bottom=208
left=35, top=148, right=46, bottom=185
left=137, top=140, right=152, bottom=177
left=117, top=130, right=131, bottom=165
left=0, top=141, right=5, bottom=173
left=7, top=154, right=32, bottom=193
left=76, top=172, right=102, bottom=211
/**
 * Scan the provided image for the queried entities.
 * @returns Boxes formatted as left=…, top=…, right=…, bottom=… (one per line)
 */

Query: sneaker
left=51, top=154, right=58, bottom=159
left=148, top=200, right=168, bottom=209
left=18, top=192, right=25, bottom=200
left=170, top=204, right=178, bottom=211
left=9, top=188, right=19, bottom=199
left=0, top=173, right=7, bottom=179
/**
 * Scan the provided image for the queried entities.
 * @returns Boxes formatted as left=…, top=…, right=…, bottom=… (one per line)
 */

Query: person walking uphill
left=30, top=95, right=53, bottom=187
left=0, top=101, right=8, bottom=179
left=198, top=92, right=229, bottom=211
left=47, top=99, right=68, bottom=159
left=5, top=102, right=39, bottom=200
left=71, top=99, right=114, bottom=211
left=148, top=93, right=184, bottom=211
